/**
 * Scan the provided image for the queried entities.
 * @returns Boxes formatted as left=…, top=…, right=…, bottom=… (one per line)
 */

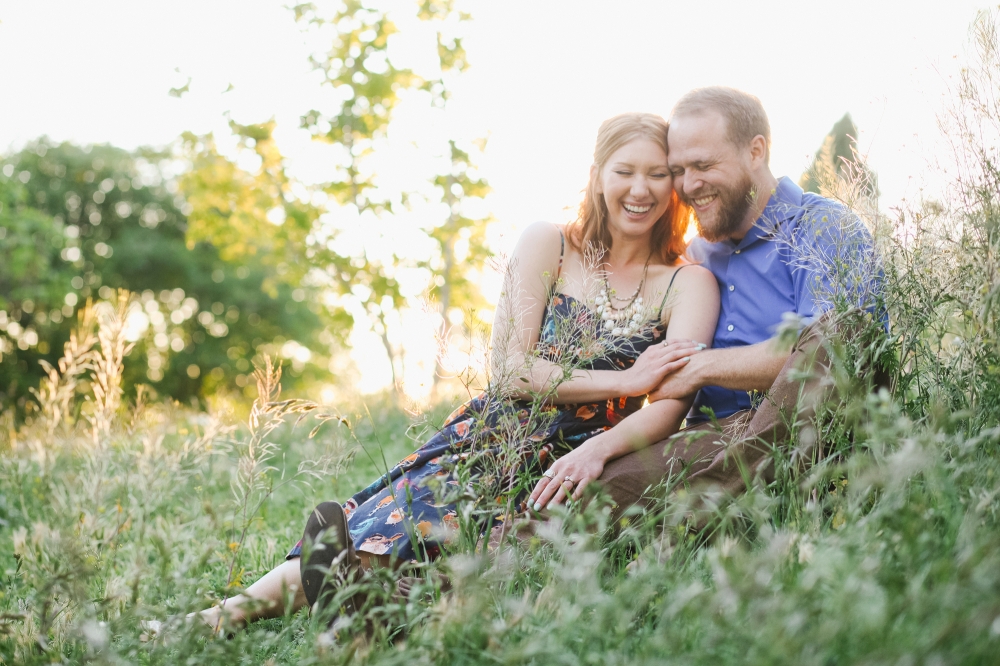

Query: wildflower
left=12, top=527, right=27, bottom=557
left=798, top=539, right=815, bottom=564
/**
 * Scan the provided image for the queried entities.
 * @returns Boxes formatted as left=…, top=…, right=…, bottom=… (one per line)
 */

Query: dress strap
left=657, top=264, right=689, bottom=316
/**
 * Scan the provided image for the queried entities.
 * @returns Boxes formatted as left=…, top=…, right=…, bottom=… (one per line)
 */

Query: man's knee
left=596, top=442, right=676, bottom=515
left=597, top=425, right=732, bottom=511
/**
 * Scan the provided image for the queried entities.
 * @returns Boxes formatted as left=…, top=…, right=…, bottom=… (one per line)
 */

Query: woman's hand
left=621, top=339, right=706, bottom=397
left=527, top=440, right=610, bottom=511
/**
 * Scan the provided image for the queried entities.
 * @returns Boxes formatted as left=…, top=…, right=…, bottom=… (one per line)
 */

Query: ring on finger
left=542, top=469, right=555, bottom=478
left=563, top=475, right=575, bottom=484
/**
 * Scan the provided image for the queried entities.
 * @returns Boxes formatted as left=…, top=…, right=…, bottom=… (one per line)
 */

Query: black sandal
left=299, top=502, right=361, bottom=619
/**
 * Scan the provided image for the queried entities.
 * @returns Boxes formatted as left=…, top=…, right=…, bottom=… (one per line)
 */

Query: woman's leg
left=195, top=559, right=307, bottom=629
left=194, top=552, right=397, bottom=630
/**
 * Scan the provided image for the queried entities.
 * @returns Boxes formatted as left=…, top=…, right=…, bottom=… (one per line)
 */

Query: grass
left=5, top=11, right=1000, bottom=665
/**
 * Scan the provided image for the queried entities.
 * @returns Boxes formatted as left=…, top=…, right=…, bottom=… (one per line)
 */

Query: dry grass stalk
left=28, top=303, right=98, bottom=436
left=219, top=355, right=351, bottom=621
left=88, top=290, right=136, bottom=444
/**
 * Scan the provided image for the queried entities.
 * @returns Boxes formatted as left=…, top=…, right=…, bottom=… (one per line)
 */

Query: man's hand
left=647, top=351, right=705, bottom=402
left=620, top=339, right=703, bottom=397
left=648, top=341, right=793, bottom=402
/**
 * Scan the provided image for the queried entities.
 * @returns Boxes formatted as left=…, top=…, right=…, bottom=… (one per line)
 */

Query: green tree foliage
left=800, top=113, right=879, bottom=198
left=287, top=0, right=490, bottom=397
left=0, top=139, right=327, bottom=413
left=291, top=0, right=421, bottom=394
left=423, top=135, right=493, bottom=394
left=425, top=140, right=492, bottom=342
left=418, top=0, right=471, bottom=105
left=414, top=2, right=493, bottom=394
left=180, top=120, right=318, bottom=292
left=0, top=165, right=77, bottom=407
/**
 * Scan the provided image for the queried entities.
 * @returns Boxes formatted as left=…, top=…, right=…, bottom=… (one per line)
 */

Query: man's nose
left=681, top=172, right=702, bottom=196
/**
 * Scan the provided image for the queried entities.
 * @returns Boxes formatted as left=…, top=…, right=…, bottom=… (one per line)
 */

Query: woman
left=183, top=112, right=719, bottom=632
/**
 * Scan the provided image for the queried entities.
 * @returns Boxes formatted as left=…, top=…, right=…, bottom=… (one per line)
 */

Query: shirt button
left=728, top=285, right=735, bottom=292
left=727, top=324, right=734, bottom=332
left=734, top=249, right=741, bottom=254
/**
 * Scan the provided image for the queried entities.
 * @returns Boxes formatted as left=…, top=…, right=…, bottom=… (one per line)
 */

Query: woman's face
left=596, top=137, right=673, bottom=239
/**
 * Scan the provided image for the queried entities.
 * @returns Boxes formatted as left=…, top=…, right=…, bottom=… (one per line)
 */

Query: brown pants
left=598, top=312, right=845, bottom=518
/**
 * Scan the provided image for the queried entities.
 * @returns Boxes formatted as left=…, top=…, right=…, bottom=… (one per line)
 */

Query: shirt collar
left=734, top=176, right=802, bottom=250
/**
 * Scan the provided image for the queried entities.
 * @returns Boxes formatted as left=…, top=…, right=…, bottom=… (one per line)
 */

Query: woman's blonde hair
left=567, top=112, right=690, bottom=264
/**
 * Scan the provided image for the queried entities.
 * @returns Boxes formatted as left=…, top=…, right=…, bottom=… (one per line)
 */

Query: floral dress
left=288, top=260, right=686, bottom=563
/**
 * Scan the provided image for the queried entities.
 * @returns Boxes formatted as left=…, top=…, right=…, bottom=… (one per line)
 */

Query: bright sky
left=0, top=0, right=987, bottom=397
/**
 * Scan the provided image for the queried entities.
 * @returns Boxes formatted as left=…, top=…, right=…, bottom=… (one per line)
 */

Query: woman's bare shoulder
left=648, top=260, right=714, bottom=293
left=671, top=262, right=716, bottom=291
left=516, top=221, right=564, bottom=246
left=511, top=221, right=565, bottom=265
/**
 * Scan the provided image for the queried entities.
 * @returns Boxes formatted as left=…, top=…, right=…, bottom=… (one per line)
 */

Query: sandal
left=299, top=502, right=362, bottom=620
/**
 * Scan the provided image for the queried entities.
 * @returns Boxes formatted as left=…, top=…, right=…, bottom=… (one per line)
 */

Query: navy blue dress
left=288, top=272, right=683, bottom=562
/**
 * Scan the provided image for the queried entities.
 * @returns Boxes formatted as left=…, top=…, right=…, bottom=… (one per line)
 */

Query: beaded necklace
left=594, top=255, right=652, bottom=338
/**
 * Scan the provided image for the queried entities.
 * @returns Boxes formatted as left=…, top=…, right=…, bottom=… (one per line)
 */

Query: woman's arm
left=528, top=265, right=721, bottom=509
left=493, top=224, right=700, bottom=403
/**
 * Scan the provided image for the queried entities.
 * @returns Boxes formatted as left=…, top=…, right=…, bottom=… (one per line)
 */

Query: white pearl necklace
left=595, top=291, right=646, bottom=337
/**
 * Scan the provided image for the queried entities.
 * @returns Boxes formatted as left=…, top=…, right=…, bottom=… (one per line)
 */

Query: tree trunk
left=432, top=178, right=459, bottom=400
left=374, top=310, right=402, bottom=400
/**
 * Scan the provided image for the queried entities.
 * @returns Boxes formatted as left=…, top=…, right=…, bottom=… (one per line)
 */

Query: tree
left=0, top=165, right=78, bottom=409
left=289, top=0, right=490, bottom=399
left=291, top=0, right=426, bottom=396
left=0, top=139, right=327, bottom=413
left=179, top=119, right=320, bottom=295
left=800, top=113, right=879, bottom=199
left=424, top=139, right=493, bottom=395
left=414, top=2, right=493, bottom=394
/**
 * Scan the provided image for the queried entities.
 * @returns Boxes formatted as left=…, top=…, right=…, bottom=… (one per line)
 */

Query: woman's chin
left=608, top=216, right=656, bottom=237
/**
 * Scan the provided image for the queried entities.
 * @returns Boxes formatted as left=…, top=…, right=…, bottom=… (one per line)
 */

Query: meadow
left=5, top=15, right=1000, bottom=666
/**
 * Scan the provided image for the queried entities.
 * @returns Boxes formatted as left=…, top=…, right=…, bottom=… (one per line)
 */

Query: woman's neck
left=605, top=232, right=652, bottom=267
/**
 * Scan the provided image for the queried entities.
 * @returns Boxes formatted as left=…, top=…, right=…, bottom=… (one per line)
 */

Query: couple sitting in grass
left=167, top=86, right=880, bottom=634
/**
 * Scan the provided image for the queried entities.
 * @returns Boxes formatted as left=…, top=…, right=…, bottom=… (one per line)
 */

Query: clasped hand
left=527, top=338, right=705, bottom=511
left=645, top=338, right=707, bottom=402
left=623, top=338, right=705, bottom=396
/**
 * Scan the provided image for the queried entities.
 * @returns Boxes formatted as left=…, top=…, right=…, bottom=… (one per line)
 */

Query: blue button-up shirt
left=685, top=176, right=878, bottom=423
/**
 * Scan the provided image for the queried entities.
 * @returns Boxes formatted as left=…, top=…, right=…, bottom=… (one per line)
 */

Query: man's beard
left=686, top=172, right=754, bottom=243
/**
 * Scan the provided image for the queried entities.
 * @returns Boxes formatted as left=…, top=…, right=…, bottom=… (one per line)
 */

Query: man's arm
left=647, top=338, right=788, bottom=402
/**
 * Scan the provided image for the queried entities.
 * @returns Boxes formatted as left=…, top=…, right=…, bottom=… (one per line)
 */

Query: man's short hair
left=671, top=86, right=771, bottom=163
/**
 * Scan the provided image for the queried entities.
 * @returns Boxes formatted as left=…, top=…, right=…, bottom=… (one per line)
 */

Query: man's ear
left=591, top=163, right=602, bottom=194
left=748, top=134, right=768, bottom=169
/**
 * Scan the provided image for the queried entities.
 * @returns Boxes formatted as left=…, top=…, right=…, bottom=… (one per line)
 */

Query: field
left=5, top=14, right=1000, bottom=666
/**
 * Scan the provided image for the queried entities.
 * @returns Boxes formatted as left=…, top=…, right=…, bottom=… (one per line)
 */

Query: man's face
left=667, top=111, right=754, bottom=242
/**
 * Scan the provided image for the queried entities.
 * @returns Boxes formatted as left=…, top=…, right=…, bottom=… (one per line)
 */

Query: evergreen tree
left=800, top=113, right=879, bottom=199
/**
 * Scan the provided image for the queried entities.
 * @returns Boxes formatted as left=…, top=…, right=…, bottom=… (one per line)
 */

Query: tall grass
left=5, top=11, right=1000, bottom=665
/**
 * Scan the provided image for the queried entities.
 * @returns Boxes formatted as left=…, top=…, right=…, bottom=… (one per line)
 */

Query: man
left=598, top=86, right=881, bottom=514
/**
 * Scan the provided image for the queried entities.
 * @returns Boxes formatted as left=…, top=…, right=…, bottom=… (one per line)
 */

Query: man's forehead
left=667, top=135, right=721, bottom=163
left=671, top=106, right=727, bottom=127
left=669, top=110, right=727, bottom=141
left=668, top=111, right=730, bottom=160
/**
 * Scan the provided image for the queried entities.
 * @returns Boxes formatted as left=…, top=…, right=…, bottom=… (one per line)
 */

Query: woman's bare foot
left=139, top=612, right=220, bottom=643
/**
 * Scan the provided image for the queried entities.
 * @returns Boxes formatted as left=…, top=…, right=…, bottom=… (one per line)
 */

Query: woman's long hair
left=567, top=112, right=690, bottom=264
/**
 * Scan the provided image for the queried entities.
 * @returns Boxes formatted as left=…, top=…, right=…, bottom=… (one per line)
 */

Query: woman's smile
left=623, top=202, right=654, bottom=214
left=622, top=201, right=655, bottom=219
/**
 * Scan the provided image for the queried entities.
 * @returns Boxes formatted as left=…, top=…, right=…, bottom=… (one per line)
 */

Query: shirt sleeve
left=788, top=199, right=882, bottom=320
